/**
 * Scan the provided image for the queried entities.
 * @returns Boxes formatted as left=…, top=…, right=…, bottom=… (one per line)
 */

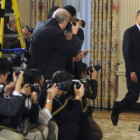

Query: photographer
left=25, top=69, right=59, bottom=140
left=63, top=5, right=88, bottom=77
left=14, top=69, right=58, bottom=140
left=0, top=59, right=45, bottom=140
left=29, top=8, right=81, bottom=79
left=38, top=70, right=85, bottom=140
left=76, top=62, right=103, bottom=140
left=0, top=58, right=26, bottom=140
left=3, top=16, right=29, bottom=49
left=46, top=6, right=87, bottom=76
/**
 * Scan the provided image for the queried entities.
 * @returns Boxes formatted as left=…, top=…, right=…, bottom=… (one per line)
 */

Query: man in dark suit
left=3, top=17, right=29, bottom=49
left=64, top=5, right=87, bottom=77
left=111, top=10, right=140, bottom=126
left=29, top=8, right=81, bottom=79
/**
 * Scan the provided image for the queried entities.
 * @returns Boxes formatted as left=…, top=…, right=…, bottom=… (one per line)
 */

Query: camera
left=46, top=79, right=87, bottom=91
left=23, top=26, right=34, bottom=33
left=28, top=28, right=34, bottom=34
left=87, top=64, right=101, bottom=74
left=72, top=18, right=86, bottom=28
left=46, top=80, right=71, bottom=91
left=30, top=84, right=41, bottom=92
left=15, top=69, right=31, bottom=83
left=15, top=69, right=41, bottom=92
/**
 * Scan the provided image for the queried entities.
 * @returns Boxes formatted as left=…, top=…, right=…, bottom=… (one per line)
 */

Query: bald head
left=52, top=8, right=70, bottom=24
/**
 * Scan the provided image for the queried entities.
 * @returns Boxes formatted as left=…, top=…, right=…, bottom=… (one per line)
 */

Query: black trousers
left=113, top=76, right=140, bottom=114
left=59, top=122, right=79, bottom=140
left=77, top=113, right=93, bottom=140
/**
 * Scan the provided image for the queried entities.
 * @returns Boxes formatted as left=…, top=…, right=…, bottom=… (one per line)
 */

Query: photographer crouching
left=76, top=62, right=103, bottom=140
left=38, top=70, right=85, bottom=140
left=14, top=69, right=59, bottom=140
left=0, top=58, right=27, bottom=140
left=0, top=58, right=58, bottom=140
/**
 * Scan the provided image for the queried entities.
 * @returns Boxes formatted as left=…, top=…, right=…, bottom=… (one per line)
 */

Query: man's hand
left=74, top=83, right=84, bottom=101
left=31, top=92, right=38, bottom=103
left=130, top=72, right=138, bottom=83
left=4, top=82, right=15, bottom=96
left=47, top=83, right=59, bottom=100
left=21, top=84, right=31, bottom=96
left=64, top=30, right=73, bottom=40
left=72, top=20, right=81, bottom=35
left=90, top=69, right=98, bottom=80
left=73, top=51, right=86, bottom=62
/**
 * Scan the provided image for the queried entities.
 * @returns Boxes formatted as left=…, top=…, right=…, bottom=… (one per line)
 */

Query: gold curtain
left=31, top=0, right=63, bottom=27
left=90, top=0, right=119, bottom=109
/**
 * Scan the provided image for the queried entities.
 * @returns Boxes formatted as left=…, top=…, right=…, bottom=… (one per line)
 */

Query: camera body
left=30, top=84, right=41, bottom=92
left=15, top=69, right=40, bottom=92
left=28, top=28, right=34, bottom=34
left=15, top=69, right=31, bottom=83
left=87, top=64, right=101, bottom=74
left=72, top=18, right=86, bottom=28
left=23, top=26, right=34, bottom=33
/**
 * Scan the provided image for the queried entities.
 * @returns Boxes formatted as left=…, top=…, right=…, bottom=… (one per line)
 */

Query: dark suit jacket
left=65, top=28, right=84, bottom=75
left=123, top=24, right=140, bottom=77
left=0, top=95, right=25, bottom=126
left=29, top=18, right=81, bottom=79
left=38, top=90, right=82, bottom=124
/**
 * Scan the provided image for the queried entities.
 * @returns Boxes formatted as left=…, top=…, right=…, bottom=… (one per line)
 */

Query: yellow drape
left=31, top=0, right=63, bottom=27
left=90, top=0, right=119, bottom=109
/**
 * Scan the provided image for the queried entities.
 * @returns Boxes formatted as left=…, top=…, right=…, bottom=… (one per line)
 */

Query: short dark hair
left=28, top=69, right=42, bottom=84
left=52, top=70, right=74, bottom=83
left=137, top=10, right=140, bottom=16
left=0, top=58, right=12, bottom=75
left=63, top=5, right=76, bottom=16
left=77, top=62, right=87, bottom=78
left=48, top=6, right=60, bottom=19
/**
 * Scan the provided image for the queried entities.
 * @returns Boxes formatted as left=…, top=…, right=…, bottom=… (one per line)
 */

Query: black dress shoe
left=111, top=113, right=119, bottom=126
left=138, top=124, right=140, bottom=131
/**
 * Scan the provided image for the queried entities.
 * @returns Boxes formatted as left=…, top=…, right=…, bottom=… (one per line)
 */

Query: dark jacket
left=3, top=29, right=21, bottom=49
left=123, top=25, right=140, bottom=77
left=29, top=18, right=81, bottom=79
left=0, top=95, right=25, bottom=126
left=81, top=79, right=97, bottom=113
left=65, top=28, right=84, bottom=75
left=38, top=90, right=82, bottom=124
left=52, top=96, right=82, bottom=124
left=9, top=97, right=39, bottom=129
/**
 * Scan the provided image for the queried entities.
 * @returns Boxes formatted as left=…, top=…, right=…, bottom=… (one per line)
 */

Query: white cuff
left=12, top=90, right=22, bottom=97
left=44, top=108, right=52, bottom=120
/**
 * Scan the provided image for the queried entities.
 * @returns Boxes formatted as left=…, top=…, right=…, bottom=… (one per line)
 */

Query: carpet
left=93, top=110, right=140, bottom=140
